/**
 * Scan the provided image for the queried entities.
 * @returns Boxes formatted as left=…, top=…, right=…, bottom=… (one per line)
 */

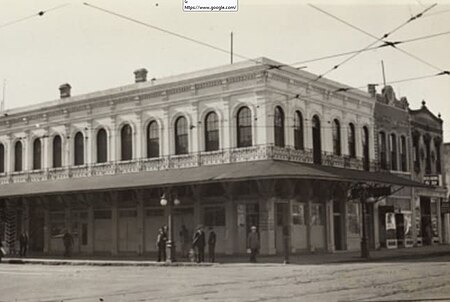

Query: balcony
left=0, top=144, right=374, bottom=185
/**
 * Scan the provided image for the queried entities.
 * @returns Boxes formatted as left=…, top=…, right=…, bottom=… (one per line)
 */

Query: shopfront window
left=292, top=203, right=305, bottom=225
left=311, top=204, right=324, bottom=225
left=50, top=211, right=65, bottom=237
left=204, top=206, right=225, bottom=226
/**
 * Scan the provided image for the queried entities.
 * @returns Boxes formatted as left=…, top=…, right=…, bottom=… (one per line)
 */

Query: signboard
left=441, top=202, right=450, bottom=214
left=237, top=204, right=245, bottom=227
left=424, top=174, right=441, bottom=186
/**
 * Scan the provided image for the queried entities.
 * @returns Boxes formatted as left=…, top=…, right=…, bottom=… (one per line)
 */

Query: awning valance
left=0, top=160, right=428, bottom=198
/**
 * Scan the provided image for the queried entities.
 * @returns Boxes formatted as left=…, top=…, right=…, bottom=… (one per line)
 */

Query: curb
left=1, top=258, right=214, bottom=267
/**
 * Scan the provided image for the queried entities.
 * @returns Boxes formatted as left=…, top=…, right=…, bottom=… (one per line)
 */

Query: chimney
left=367, top=84, right=376, bottom=97
left=59, top=83, right=71, bottom=98
left=134, top=68, right=148, bottom=83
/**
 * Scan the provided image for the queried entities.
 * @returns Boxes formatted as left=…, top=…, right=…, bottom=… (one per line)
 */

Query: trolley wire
left=289, top=29, right=450, bottom=66
left=306, top=3, right=438, bottom=84
left=0, top=3, right=70, bottom=30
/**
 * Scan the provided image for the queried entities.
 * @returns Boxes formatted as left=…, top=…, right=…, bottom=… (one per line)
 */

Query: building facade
left=0, top=58, right=431, bottom=257
left=373, top=84, right=447, bottom=250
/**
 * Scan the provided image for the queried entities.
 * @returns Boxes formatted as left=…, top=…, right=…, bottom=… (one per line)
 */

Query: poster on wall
left=237, top=204, right=245, bottom=227
left=386, top=212, right=397, bottom=240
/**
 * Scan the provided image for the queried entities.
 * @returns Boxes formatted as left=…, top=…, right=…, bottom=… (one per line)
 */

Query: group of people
left=156, top=224, right=260, bottom=263
left=156, top=224, right=217, bottom=263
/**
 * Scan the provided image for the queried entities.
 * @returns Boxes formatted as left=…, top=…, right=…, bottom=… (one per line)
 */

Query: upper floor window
left=274, top=106, right=285, bottom=147
left=97, top=128, right=108, bottom=163
left=332, top=119, right=341, bottom=156
left=53, top=135, right=62, bottom=168
left=121, top=124, right=133, bottom=161
left=400, top=136, right=407, bottom=172
left=312, top=115, right=322, bottom=165
left=362, top=126, right=369, bottom=171
left=412, top=131, right=420, bottom=172
left=379, top=131, right=387, bottom=170
left=435, top=137, right=442, bottom=173
left=147, top=121, right=160, bottom=158
left=0, top=143, right=4, bottom=173
left=424, top=135, right=431, bottom=174
left=237, top=106, right=252, bottom=148
left=14, top=141, right=23, bottom=172
left=205, top=112, right=219, bottom=152
left=390, top=133, right=398, bottom=171
left=175, top=116, right=188, bottom=155
left=348, top=123, right=356, bottom=158
left=294, top=111, right=304, bottom=150
left=74, top=132, right=84, bottom=166
left=33, top=138, right=42, bottom=170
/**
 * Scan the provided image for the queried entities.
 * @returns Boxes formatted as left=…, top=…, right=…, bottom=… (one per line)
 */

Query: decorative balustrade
left=0, top=144, right=372, bottom=185
left=10, top=172, right=28, bottom=183
left=90, top=163, right=116, bottom=176
left=168, top=154, right=198, bottom=169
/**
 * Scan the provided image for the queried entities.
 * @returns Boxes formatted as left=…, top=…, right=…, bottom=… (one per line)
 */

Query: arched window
left=312, top=115, right=322, bottom=164
left=74, top=132, right=84, bottom=166
left=332, top=119, right=341, bottom=156
left=205, top=112, right=219, bottom=151
left=33, top=138, right=42, bottom=170
left=147, top=121, right=159, bottom=158
left=424, top=135, right=431, bottom=174
left=237, top=106, right=252, bottom=148
left=274, top=106, right=285, bottom=147
left=294, top=111, right=304, bottom=150
left=362, top=126, right=370, bottom=171
left=348, top=123, right=356, bottom=158
left=390, top=133, right=398, bottom=171
left=400, top=136, right=407, bottom=172
left=53, top=135, right=62, bottom=168
left=379, top=131, right=387, bottom=170
left=121, top=124, right=133, bottom=161
left=175, top=116, right=188, bottom=155
left=0, top=143, right=4, bottom=173
left=97, top=128, right=107, bottom=163
left=435, top=138, right=442, bottom=173
left=14, top=141, right=23, bottom=172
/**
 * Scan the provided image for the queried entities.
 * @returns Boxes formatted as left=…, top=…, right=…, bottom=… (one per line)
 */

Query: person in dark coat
left=247, top=225, right=260, bottom=263
left=0, top=240, right=4, bottom=263
left=207, top=227, right=216, bottom=263
left=19, top=231, right=29, bottom=257
left=192, top=225, right=205, bottom=263
left=156, top=227, right=167, bottom=262
left=63, top=230, right=74, bottom=257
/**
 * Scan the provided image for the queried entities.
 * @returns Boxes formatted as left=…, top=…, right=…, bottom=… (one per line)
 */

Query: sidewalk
left=1, top=245, right=449, bottom=267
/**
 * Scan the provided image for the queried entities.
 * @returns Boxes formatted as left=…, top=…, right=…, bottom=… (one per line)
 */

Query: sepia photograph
left=0, top=0, right=450, bottom=301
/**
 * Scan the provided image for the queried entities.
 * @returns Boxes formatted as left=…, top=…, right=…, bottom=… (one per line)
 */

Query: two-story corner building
left=0, top=58, right=421, bottom=258
left=410, top=101, right=446, bottom=246
left=372, top=85, right=415, bottom=249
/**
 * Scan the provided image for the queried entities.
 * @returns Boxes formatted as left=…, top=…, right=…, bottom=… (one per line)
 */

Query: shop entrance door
left=275, top=203, right=289, bottom=254
left=420, top=197, right=432, bottom=245
left=333, top=200, right=344, bottom=250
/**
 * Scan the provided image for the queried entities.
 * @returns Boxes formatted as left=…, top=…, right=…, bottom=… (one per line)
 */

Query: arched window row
left=0, top=112, right=376, bottom=172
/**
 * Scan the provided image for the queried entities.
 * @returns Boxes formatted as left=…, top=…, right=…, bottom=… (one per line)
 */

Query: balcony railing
left=0, top=144, right=376, bottom=185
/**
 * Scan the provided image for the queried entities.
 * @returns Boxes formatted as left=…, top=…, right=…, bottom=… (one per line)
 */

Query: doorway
left=333, top=200, right=345, bottom=250
left=275, top=203, right=289, bottom=254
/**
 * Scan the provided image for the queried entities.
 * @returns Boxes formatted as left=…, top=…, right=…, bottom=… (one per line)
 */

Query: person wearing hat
left=247, top=225, right=260, bottom=263
left=192, top=225, right=205, bottom=263
left=207, top=226, right=217, bottom=263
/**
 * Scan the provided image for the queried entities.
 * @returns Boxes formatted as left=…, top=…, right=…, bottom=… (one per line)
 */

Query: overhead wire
left=305, top=3, right=438, bottom=84
left=289, top=29, right=450, bottom=66
left=0, top=3, right=70, bottom=30
left=82, top=2, right=268, bottom=67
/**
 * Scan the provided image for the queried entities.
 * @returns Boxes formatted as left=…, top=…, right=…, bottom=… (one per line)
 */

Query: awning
left=0, top=160, right=428, bottom=198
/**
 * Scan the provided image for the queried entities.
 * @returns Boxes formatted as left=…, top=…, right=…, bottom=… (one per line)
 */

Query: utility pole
left=381, top=60, right=387, bottom=87
left=230, top=32, right=234, bottom=64
left=1, top=79, right=6, bottom=112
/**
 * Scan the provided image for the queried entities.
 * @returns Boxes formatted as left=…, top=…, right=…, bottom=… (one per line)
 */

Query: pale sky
left=0, top=0, right=449, bottom=138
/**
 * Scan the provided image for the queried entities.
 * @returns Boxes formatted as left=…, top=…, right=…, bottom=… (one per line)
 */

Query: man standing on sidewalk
left=63, top=230, right=74, bottom=258
left=247, top=226, right=260, bottom=263
left=207, top=227, right=216, bottom=263
left=192, top=225, right=205, bottom=263
left=19, top=231, right=28, bottom=257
